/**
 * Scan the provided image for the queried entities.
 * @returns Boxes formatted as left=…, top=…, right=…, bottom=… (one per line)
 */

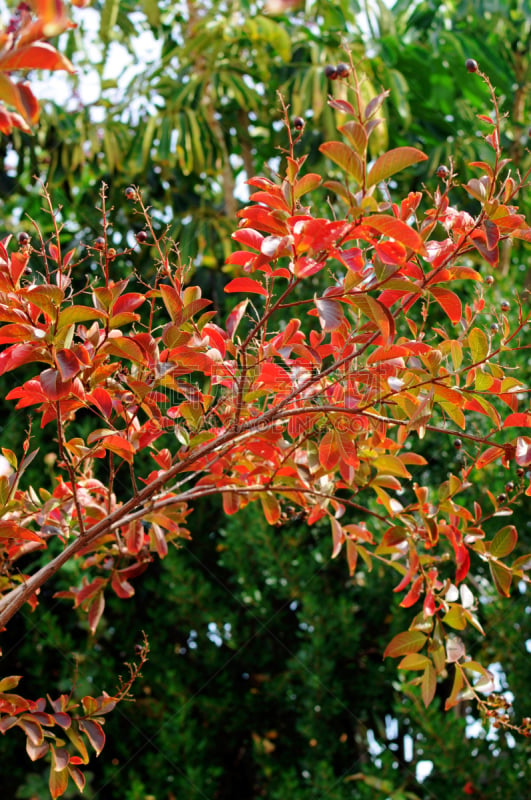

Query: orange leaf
left=261, top=492, right=281, bottom=525
left=0, top=43, right=74, bottom=73
left=49, top=766, right=69, bottom=799
left=366, top=214, right=426, bottom=254
left=384, top=630, right=427, bottom=659
left=366, top=147, right=428, bottom=187
left=319, top=141, right=363, bottom=184
left=421, top=662, right=437, bottom=708
left=430, top=287, right=462, bottom=323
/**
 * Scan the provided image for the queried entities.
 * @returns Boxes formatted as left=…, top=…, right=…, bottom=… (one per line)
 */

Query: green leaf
left=100, top=0, right=120, bottom=42
left=443, top=604, right=467, bottom=630
left=0, top=675, right=22, bottom=691
left=366, top=147, right=428, bottom=187
left=398, top=653, right=431, bottom=670
left=489, top=560, right=512, bottom=597
left=142, top=0, right=161, bottom=27
left=490, top=525, right=517, bottom=558
left=384, top=630, right=427, bottom=659
left=468, top=327, right=489, bottom=362
left=372, top=454, right=412, bottom=479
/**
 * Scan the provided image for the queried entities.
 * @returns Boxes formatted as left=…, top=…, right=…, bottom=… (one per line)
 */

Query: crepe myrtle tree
left=0, top=59, right=530, bottom=797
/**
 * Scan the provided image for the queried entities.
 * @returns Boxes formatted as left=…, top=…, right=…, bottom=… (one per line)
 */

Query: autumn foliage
left=0, top=4, right=530, bottom=795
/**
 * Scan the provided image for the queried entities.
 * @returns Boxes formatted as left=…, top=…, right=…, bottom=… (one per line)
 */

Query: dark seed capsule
left=465, top=58, right=478, bottom=73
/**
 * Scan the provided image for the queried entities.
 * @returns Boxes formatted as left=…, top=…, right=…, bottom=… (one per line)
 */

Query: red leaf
left=111, top=292, right=146, bottom=316
left=0, top=521, right=43, bottom=543
left=231, top=228, right=264, bottom=250
left=319, top=429, right=340, bottom=471
left=475, top=445, right=504, bottom=469
left=226, top=299, right=249, bottom=338
left=111, top=572, right=135, bottom=599
left=224, top=278, right=267, bottom=296
left=429, top=287, right=462, bottom=323
left=375, top=240, right=407, bottom=265
left=503, top=413, right=531, bottom=428
left=314, top=297, right=344, bottom=331
left=78, top=719, right=105, bottom=756
left=87, top=388, right=113, bottom=418
left=333, top=247, right=364, bottom=273
left=400, top=575, right=423, bottom=608
left=68, top=765, right=85, bottom=793
left=0, top=343, right=51, bottom=375
left=56, top=349, right=83, bottom=380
